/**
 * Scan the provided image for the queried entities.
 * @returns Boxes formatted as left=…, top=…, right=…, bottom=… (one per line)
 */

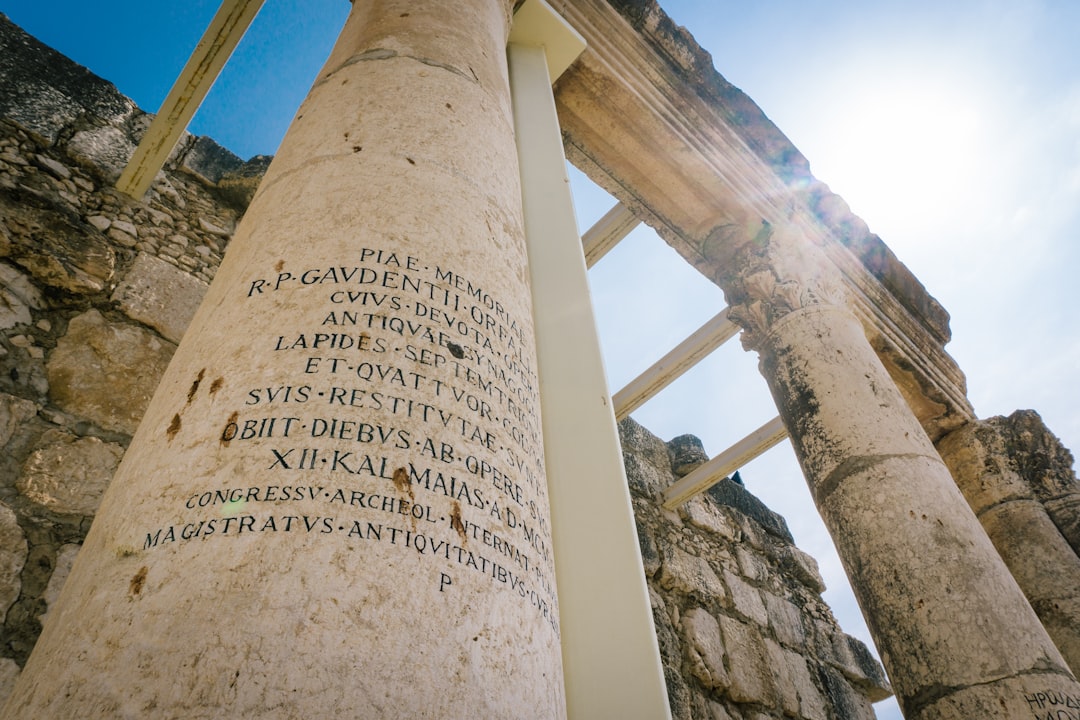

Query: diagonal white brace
left=115, top=0, right=265, bottom=198
left=582, top=201, right=639, bottom=267
left=662, top=415, right=789, bottom=509
left=613, top=308, right=738, bottom=420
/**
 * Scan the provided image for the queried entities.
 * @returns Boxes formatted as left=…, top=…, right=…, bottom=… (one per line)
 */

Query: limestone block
left=622, top=451, right=669, bottom=499
left=0, top=392, right=38, bottom=448
left=820, top=631, right=892, bottom=701
left=722, top=569, right=768, bottom=626
left=0, top=263, right=43, bottom=331
left=659, top=544, right=726, bottom=601
left=2, top=209, right=115, bottom=294
left=682, top=606, right=730, bottom=690
left=707, top=701, right=735, bottom=720
left=0, top=502, right=28, bottom=623
left=764, top=638, right=801, bottom=716
left=763, top=591, right=806, bottom=649
left=816, top=665, right=877, bottom=720
left=46, top=309, right=175, bottom=434
left=34, top=155, right=70, bottom=180
left=707, top=478, right=793, bottom=542
left=18, top=430, right=123, bottom=515
left=39, top=543, right=80, bottom=626
left=111, top=252, right=209, bottom=343
left=667, top=433, right=708, bottom=476
left=638, top=524, right=661, bottom=578
left=734, top=545, right=765, bottom=581
left=0, top=14, right=133, bottom=145
left=66, top=125, right=135, bottom=184
left=779, top=545, right=826, bottom=593
left=179, top=135, right=244, bottom=185
left=717, top=614, right=778, bottom=706
left=680, top=495, right=739, bottom=541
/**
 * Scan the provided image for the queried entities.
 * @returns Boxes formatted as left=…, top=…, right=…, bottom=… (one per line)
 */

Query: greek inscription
left=1025, top=691, right=1080, bottom=720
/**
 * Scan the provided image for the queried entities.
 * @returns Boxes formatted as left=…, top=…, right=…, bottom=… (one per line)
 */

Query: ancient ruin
left=0, top=1, right=1078, bottom=718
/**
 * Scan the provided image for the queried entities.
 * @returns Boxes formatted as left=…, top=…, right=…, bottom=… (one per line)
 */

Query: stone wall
left=623, top=420, right=890, bottom=719
left=0, top=13, right=892, bottom=716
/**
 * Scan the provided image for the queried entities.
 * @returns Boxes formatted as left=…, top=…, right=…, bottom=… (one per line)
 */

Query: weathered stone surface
left=817, top=665, right=877, bottom=720
left=682, top=607, right=729, bottom=690
left=65, top=125, right=135, bottom=184
left=779, top=545, right=826, bottom=593
left=179, top=135, right=245, bottom=185
left=707, top=477, right=793, bottom=542
left=659, top=544, right=726, bottom=601
left=216, top=156, right=269, bottom=208
left=620, top=417, right=676, bottom=498
left=46, top=310, right=175, bottom=434
left=1, top=193, right=116, bottom=294
left=0, top=15, right=133, bottom=146
left=18, top=430, right=123, bottom=515
left=38, top=544, right=80, bottom=626
left=111, top=252, right=209, bottom=343
left=722, top=568, right=768, bottom=626
left=680, top=495, right=738, bottom=541
left=668, top=433, right=708, bottom=476
left=0, top=392, right=37, bottom=448
left=764, top=637, right=802, bottom=716
left=763, top=591, right=806, bottom=649
left=0, top=263, right=43, bottom=331
left=717, top=614, right=777, bottom=705
left=0, top=503, right=28, bottom=624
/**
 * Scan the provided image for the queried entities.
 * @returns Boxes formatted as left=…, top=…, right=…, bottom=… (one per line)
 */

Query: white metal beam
left=613, top=308, right=738, bottom=420
left=662, top=416, right=789, bottom=509
left=116, top=0, right=265, bottom=198
left=582, top=201, right=639, bottom=267
left=509, top=2, right=671, bottom=717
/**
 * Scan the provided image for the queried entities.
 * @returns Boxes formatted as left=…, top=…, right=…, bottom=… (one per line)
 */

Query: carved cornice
left=552, top=0, right=975, bottom=436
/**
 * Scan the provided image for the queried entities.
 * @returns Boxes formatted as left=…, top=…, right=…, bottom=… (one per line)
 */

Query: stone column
left=937, top=413, right=1080, bottom=675
left=716, top=220, right=1080, bottom=720
left=2, top=2, right=566, bottom=718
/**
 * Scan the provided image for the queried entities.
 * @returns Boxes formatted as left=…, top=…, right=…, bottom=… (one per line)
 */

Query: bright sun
left=810, top=70, right=990, bottom=248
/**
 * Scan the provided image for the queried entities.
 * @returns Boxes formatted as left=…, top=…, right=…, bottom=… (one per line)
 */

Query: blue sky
left=4, top=2, right=1079, bottom=718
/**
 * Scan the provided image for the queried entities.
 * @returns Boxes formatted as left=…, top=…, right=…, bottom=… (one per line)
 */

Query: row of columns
left=3, top=2, right=1077, bottom=718
left=714, top=220, right=1080, bottom=718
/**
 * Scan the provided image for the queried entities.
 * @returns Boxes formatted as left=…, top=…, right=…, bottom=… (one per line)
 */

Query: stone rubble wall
left=622, top=419, right=891, bottom=719
left=0, top=12, right=895, bottom=716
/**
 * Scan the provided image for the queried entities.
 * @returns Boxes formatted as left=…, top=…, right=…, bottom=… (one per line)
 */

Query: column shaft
left=938, top=416, right=1080, bottom=675
left=719, top=222, right=1080, bottom=719
left=3, top=1, right=565, bottom=717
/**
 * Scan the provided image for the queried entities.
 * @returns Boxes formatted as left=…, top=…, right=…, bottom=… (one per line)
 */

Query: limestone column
left=937, top=415, right=1080, bottom=675
left=716, top=220, right=1080, bottom=720
left=2, top=2, right=566, bottom=718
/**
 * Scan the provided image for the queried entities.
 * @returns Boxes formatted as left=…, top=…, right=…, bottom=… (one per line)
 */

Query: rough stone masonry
left=2, top=5, right=1078, bottom=719
left=0, top=11, right=891, bottom=718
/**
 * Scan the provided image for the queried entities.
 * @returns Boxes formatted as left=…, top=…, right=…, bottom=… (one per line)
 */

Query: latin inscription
left=143, top=247, right=557, bottom=635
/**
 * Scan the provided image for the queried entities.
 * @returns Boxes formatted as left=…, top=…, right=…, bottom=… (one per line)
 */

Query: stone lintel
left=552, top=0, right=971, bottom=436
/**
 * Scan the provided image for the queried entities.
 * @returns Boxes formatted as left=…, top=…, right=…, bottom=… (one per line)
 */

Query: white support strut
left=115, top=0, right=265, bottom=198
left=613, top=308, right=738, bottom=421
left=509, top=2, right=671, bottom=718
left=663, top=415, right=789, bottom=509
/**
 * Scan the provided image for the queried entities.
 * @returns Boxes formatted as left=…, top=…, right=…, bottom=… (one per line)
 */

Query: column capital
left=716, top=218, right=848, bottom=351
